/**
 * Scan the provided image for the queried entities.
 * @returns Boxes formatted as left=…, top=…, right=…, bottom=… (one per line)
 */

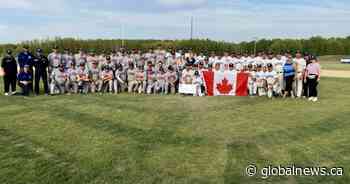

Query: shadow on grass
left=223, top=112, right=350, bottom=184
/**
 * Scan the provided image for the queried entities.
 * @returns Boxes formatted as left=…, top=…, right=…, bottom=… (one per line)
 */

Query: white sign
left=179, top=84, right=196, bottom=94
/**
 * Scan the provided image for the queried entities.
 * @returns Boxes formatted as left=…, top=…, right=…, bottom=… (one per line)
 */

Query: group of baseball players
left=1, top=45, right=321, bottom=101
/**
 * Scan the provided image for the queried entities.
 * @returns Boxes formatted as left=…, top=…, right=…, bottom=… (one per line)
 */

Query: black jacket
left=33, top=54, right=49, bottom=72
left=1, top=55, right=18, bottom=76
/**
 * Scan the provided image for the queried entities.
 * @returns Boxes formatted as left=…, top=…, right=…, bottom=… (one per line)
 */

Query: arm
left=304, top=67, right=308, bottom=82
left=317, top=64, right=321, bottom=81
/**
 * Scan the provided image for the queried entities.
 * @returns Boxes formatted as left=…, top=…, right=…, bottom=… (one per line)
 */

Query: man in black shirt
left=1, top=49, right=18, bottom=96
left=33, top=48, right=49, bottom=95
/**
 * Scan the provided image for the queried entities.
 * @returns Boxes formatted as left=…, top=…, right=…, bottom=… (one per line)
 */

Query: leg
left=34, top=72, right=40, bottom=94
left=73, top=82, right=78, bottom=94
left=10, top=76, right=17, bottom=93
left=50, top=82, right=56, bottom=94
left=296, top=73, right=303, bottom=97
left=108, top=81, right=113, bottom=93
left=42, top=72, right=49, bottom=94
left=4, top=76, right=10, bottom=93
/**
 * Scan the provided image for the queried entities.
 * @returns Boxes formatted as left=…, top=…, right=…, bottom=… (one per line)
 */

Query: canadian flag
left=202, top=70, right=249, bottom=96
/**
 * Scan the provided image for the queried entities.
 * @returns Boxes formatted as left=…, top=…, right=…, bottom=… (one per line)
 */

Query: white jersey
left=256, top=71, right=266, bottom=79
left=293, top=58, right=306, bottom=72
left=265, top=71, right=277, bottom=79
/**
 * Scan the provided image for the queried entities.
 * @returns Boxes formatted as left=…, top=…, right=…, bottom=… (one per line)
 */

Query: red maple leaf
left=216, top=78, right=233, bottom=94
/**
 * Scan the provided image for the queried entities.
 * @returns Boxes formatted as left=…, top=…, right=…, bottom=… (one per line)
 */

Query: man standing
left=62, top=49, right=75, bottom=69
left=18, top=45, right=34, bottom=71
left=1, top=49, right=18, bottom=96
left=75, top=49, right=87, bottom=67
left=33, top=48, right=49, bottom=95
left=48, top=46, right=62, bottom=79
left=293, top=52, right=306, bottom=98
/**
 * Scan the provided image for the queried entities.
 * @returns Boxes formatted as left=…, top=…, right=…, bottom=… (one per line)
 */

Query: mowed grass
left=319, top=55, right=350, bottom=71
left=0, top=77, right=350, bottom=184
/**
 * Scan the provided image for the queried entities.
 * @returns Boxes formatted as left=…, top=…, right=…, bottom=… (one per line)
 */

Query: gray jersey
left=127, top=69, right=137, bottom=82
left=52, top=70, right=67, bottom=84
left=90, top=68, right=100, bottom=81
left=67, top=68, right=78, bottom=82
left=48, top=52, right=62, bottom=68
left=62, top=54, right=75, bottom=68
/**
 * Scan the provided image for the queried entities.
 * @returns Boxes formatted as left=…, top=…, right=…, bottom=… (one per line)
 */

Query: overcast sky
left=0, top=0, right=350, bottom=43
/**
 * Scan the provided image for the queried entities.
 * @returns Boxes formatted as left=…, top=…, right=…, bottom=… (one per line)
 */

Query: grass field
left=0, top=77, right=350, bottom=184
left=319, top=55, right=350, bottom=71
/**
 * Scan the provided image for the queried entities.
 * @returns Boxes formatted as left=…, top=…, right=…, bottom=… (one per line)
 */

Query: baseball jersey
left=48, top=52, right=62, bottom=68
left=293, top=58, right=306, bottom=72
left=90, top=68, right=100, bottom=81
left=52, top=70, right=67, bottom=84
left=127, top=69, right=137, bottom=82
left=67, top=68, right=78, bottom=82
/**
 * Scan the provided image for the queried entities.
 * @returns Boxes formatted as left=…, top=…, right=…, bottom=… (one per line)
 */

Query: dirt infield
left=322, top=70, right=350, bottom=78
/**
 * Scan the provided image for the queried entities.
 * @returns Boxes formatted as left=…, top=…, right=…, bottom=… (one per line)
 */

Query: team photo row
left=1, top=46, right=321, bottom=101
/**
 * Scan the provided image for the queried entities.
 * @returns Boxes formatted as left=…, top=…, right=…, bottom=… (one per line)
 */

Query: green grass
left=0, top=77, right=350, bottom=184
left=319, top=55, right=350, bottom=71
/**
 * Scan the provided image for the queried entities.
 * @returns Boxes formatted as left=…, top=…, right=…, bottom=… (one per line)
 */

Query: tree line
left=1, top=36, right=350, bottom=56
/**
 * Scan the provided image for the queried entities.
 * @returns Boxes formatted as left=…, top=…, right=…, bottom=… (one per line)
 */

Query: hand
left=317, top=78, right=320, bottom=82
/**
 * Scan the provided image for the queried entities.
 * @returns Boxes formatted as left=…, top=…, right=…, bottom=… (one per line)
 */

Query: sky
left=0, top=0, right=350, bottom=43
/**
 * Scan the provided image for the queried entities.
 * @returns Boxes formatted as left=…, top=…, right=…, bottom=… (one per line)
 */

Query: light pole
left=253, top=37, right=258, bottom=56
left=191, top=16, right=193, bottom=40
left=121, top=23, right=125, bottom=48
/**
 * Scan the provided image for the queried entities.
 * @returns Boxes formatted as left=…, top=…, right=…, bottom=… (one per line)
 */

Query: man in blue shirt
left=17, top=65, right=33, bottom=96
left=18, top=45, right=34, bottom=71
left=18, top=45, right=34, bottom=92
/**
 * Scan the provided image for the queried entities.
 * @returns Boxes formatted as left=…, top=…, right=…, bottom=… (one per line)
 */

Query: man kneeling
left=50, top=64, right=67, bottom=95
left=17, top=65, right=32, bottom=96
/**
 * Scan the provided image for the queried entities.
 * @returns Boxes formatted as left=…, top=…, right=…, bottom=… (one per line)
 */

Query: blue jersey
left=17, top=72, right=32, bottom=82
left=283, top=63, right=295, bottom=78
left=18, top=52, right=34, bottom=68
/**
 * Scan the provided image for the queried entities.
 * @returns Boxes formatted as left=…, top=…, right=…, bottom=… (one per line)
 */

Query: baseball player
left=48, top=46, right=62, bottom=78
left=265, top=63, right=278, bottom=98
left=89, top=62, right=101, bottom=93
left=74, top=49, right=87, bottom=67
left=135, top=66, right=146, bottom=94
left=256, top=65, right=267, bottom=96
left=100, top=66, right=114, bottom=93
left=247, top=64, right=257, bottom=96
left=165, top=66, right=178, bottom=95
left=77, top=63, right=90, bottom=94
left=154, top=68, right=166, bottom=94
left=145, top=62, right=157, bottom=94
left=193, top=71, right=203, bottom=96
left=62, top=49, right=75, bottom=69
left=114, top=64, right=126, bottom=94
left=50, top=64, right=67, bottom=95
left=86, top=50, right=98, bottom=70
left=293, top=52, right=306, bottom=98
left=127, top=63, right=138, bottom=93
left=66, top=63, right=79, bottom=94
